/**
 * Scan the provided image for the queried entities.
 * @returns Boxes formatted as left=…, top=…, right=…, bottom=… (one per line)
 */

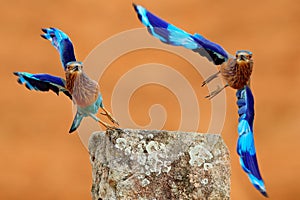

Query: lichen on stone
left=115, top=138, right=127, bottom=150
left=188, top=145, right=213, bottom=167
left=141, top=178, right=150, bottom=187
left=204, top=163, right=213, bottom=171
left=89, top=129, right=230, bottom=200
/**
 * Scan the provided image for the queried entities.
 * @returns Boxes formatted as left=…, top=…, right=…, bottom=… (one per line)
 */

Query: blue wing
left=14, top=72, right=72, bottom=99
left=41, top=27, right=76, bottom=70
left=236, top=86, right=268, bottom=197
left=133, top=4, right=228, bottom=65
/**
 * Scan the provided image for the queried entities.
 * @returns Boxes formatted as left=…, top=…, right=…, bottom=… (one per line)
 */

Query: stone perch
left=89, top=129, right=231, bottom=200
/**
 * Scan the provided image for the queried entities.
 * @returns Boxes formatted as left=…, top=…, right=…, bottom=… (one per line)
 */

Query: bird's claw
left=201, top=80, right=210, bottom=87
left=205, top=92, right=218, bottom=100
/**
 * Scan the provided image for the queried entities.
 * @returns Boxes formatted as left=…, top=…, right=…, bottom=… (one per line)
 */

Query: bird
left=133, top=4, right=267, bottom=197
left=14, top=27, right=119, bottom=133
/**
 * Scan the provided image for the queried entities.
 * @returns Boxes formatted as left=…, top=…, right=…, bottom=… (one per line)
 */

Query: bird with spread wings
left=14, top=28, right=119, bottom=133
left=133, top=4, right=267, bottom=197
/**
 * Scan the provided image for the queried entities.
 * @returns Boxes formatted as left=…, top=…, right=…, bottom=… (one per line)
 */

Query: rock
left=89, top=129, right=231, bottom=200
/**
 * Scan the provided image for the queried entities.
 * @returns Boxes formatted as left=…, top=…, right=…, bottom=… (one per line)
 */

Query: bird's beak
left=73, top=65, right=79, bottom=71
left=239, top=55, right=246, bottom=61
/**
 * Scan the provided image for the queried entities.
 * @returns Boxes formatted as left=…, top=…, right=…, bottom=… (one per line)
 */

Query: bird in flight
left=133, top=4, right=267, bottom=197
left=14, top=27, right=119, bottom=133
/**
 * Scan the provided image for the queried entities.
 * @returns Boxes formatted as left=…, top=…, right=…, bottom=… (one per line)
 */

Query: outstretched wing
left=14, top=72, right=72, bottom=99
left=236, top=86, right=268, bottom=197
left=133, top=4, right=228, bottom=65
left=41, top=27, right=76, bottom=70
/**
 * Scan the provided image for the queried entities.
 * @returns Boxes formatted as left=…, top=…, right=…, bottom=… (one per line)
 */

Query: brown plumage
left=65, top=63, right=99, bottom=107
left=221, top=52, right=253, bottom=89
left=203, top=50, right=253, bottom=99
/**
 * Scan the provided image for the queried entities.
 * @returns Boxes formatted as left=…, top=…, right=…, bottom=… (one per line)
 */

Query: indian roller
left=14, top=28, right=119, bottom=133
left=133, top=4, right=268, bottom=197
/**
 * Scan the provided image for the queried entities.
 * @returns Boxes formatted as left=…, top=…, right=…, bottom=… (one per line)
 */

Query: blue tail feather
left=69, top=111, right=84, bottom=133
left=236, top=86, right=268, bottom=197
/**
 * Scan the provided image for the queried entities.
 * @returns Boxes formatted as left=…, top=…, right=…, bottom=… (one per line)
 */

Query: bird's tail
left=236, top=86, right=268, bottom=197
left=69, top=111, right=84, bottom=133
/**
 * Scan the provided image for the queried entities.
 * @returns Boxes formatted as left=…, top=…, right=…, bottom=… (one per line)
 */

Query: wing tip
left=14, top=72, right=27, bottom=85
left=132, top=3, right=144, bottom=23
left=132, top=3, right=141, bottom=11
left=40, top=34, right=47, bottom=40
left=41, top=28, right=51, bottom=40
left=262, top=191, right=269, bottom=198
left=41, top=28, right=48, bottom=33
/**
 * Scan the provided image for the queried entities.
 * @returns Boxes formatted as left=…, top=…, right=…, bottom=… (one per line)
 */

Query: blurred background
left=1, top=0, right=299, bottom=199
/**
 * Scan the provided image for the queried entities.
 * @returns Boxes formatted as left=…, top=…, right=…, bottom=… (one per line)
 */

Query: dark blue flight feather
left=133, top=4, right=228, bottom=65
left=41, top=27, right=76, bottom=70
left=236, top=86, right=268, bottom=197
left=14, top=72, right=72, bottom=99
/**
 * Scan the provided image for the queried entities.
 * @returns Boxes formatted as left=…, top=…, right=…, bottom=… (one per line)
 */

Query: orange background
left=1, top=0, right=299, bottom=199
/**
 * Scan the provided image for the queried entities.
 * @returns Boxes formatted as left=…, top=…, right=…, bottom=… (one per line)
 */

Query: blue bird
left=133, top=4, right=268, bottom=197
left=14, top=28, right=119, bottom=133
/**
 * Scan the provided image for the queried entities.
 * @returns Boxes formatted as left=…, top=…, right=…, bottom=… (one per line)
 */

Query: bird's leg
left=201, top=71, right=221, bottom=87
left=98, top=120, right=116, bottom=130
left=100, top=107, right=119, bottom=126
left=90, top=114, right=116, bottom=130
left=205, top=83, right=229, bottom=100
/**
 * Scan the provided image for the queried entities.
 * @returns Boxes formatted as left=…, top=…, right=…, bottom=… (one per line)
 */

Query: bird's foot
left=201, top=71, right=221, bottom=87
left=101, top=107, right=119, bottom=126
left=205, top=84, right=228, bottom=100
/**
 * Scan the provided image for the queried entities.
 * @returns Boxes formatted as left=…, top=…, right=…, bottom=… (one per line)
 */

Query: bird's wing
left=41, top=27, right=76, bottom=70
left=133, top=4, right=228, bottom=65
left=236, top=86, right=268, bottom=197
left=14, top=72, right=72, bottom=99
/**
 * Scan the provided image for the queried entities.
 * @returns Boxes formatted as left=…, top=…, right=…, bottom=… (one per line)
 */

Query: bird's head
left=66, top=61, right=83, bottom=74
left=235, top=50, right=253, bottom=64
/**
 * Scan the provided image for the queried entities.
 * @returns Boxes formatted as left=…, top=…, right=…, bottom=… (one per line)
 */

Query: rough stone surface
left=89, top=129, right=231, bottom=200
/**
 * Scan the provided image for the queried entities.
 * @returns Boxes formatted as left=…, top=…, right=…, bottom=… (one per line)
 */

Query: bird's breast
left=66, top=72, right=99, bottom=107
left=220, top=58, right=253, bottom=89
